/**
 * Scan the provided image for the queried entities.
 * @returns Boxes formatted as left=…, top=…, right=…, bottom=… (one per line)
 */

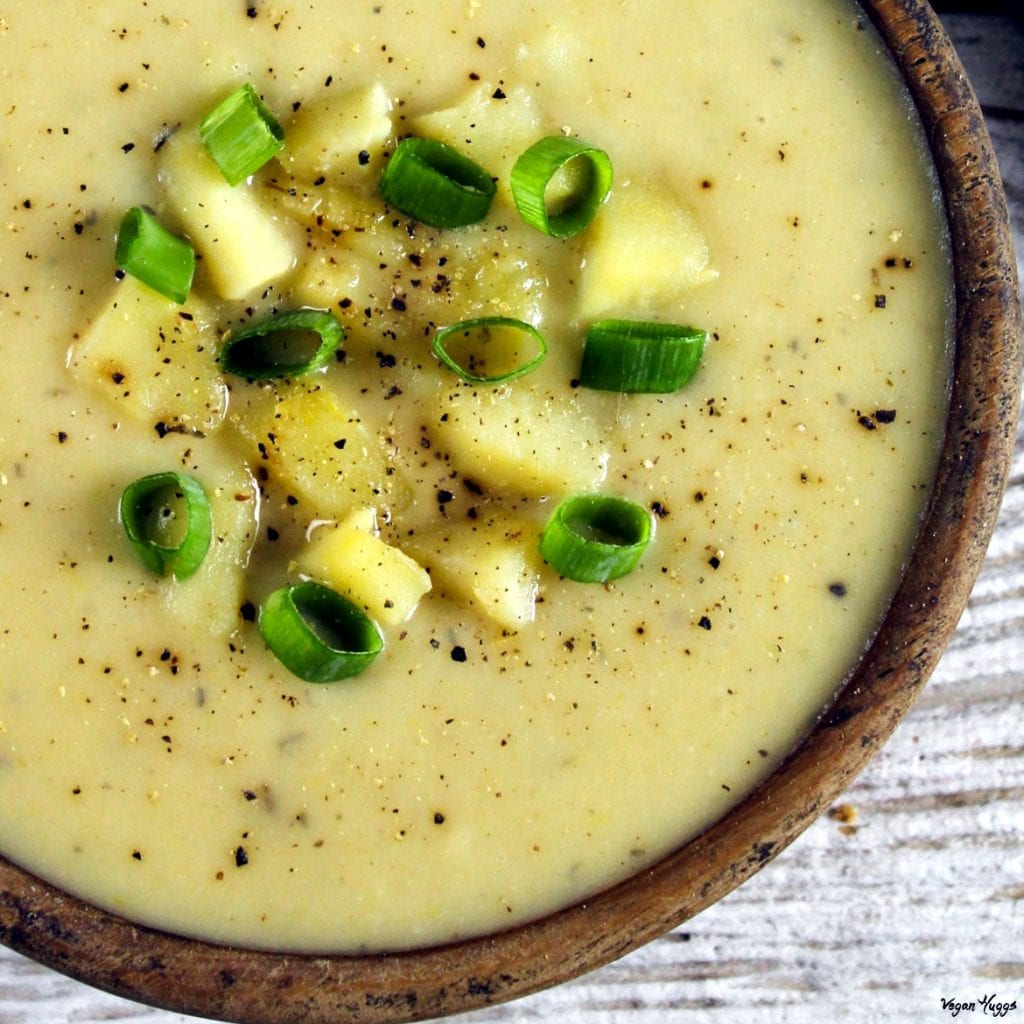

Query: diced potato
left=298, top=511, right=431, bottom=626
left=273, top=177, right=385, bottom=233
left=577, top=179, right=717, bottom=318
left=292, top=215, right=548, bottom=345
left=410, top=83, right=543, bottom=203
left=159, top=130, right=297, bottom=299
left=279, top=83, right=392, bottom=181
left=229, top=384, right=387, bottom=519
left=160, top=458, right=260, bottom=635
left=407, top=516, right=540, bottom=631
left=429, top=382, right=607, bottom=497
left=69, top=276, right=227, bottom=434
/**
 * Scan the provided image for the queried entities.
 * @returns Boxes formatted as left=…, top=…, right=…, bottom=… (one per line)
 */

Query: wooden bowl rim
left=2, top=1, right=1021, bottom=1021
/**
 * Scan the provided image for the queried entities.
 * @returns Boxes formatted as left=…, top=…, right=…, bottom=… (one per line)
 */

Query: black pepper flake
left=118, top=82, right=129, bottom=92
left=651, top=501, right=669, bottom=518
left=376, top=351, right=397, bottom=368
left=451, top=645, right=467, bottom=662
left=390, top=296, right=407, bottom=312
left=873, top=408, right=897, bottom=424
left=476, top=36, right=486, bottom=47
left=246, top=4, right=257, bottom=16
left=312, top=175, right=326, bottom=186
left=243, top=789, right=258, bottom=801
left=131, top=850, right=143, bottom=861
left=492, top=87, right=506, bottom=100
left=874, top=294, right=887, bottom=309
left=266, top=525, right=280, bottom=542
left=333, top=437, right=347, bottom=449
left=234, top=846, right=249, bottom=867
left=240, top=601, right=257, bottom=622
left=856, top=413, right=876, bottom=431
left=121, top=142, right=136, bottom=153
left=56, top=431, right=69, bottom=443
left=708, top=555, right=721, bottom=570
left=698, top=616, right=712, bottom=630
left=437, top=489, right=454, bottom=506
left=357, top=150, right=371, bottom=166
left=73, top=222, right=84, bottom=235
left=433, top=812, right=445, bottom=825
left=829, top=582, right=848, bottom=598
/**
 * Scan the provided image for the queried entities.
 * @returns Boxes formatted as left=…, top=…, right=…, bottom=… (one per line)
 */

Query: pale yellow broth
left=0, top=0, right=951, bottom=951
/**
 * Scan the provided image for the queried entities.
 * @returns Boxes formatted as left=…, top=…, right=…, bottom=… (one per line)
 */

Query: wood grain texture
left=2, top=10, right=1022, bottom=1024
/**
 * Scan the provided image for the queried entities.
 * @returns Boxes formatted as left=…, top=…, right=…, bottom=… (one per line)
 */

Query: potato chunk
left=578, top=179, right=717, bottom=318
left=159, top=131, right=297, bottom=299
left=230, top=384, right=387, bottom=519
left=69, top=277, right=227, bottom=434
left=410, top=83, right=543, bottom=205
left=279, top=83, right=392, bottom=181
left=159, top=457, right=260, bottom=635
left=298, top=511, right=431, bottom=626
left=408, top=516, right=540, bottom=631
left=429, top=382, right=607, bottom=497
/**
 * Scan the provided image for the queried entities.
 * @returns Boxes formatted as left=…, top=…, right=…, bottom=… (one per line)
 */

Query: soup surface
left=0, top=0, right=951, bottom=952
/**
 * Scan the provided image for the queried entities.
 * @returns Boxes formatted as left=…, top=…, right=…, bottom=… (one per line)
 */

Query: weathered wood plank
left=2, top=10, right=1021, bottom=1024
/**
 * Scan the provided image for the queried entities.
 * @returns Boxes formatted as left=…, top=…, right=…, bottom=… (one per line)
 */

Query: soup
left=0, top=0, right=951, bottom=953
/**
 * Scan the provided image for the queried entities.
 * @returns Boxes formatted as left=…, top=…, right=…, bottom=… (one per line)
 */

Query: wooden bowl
left=1, top=1, right=1020, bottom=1020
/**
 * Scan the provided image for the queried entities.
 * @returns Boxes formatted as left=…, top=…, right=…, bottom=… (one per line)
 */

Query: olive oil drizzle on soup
left=0, top=0, right=951, bottom=952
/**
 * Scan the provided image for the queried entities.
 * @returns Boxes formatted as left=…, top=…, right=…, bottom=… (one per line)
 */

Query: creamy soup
left=0, top=0, right=950, bottom=952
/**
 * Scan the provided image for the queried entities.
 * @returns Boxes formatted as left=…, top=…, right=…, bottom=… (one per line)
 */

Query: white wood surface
left=2, top=11, right=1022, bottom=1024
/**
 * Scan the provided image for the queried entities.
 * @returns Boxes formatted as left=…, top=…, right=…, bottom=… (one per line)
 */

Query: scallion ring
left=219, top=308, right=344, bottom=379
left=379, top=137, right=496, bottom=228
left=114, top=207, right=196, bottom=305
left=580, top=319, right=707, bottom=393
left=539, top=494, right=652, bottom=583
left=199, top=83, right=285, bottom=186
left=433, top=316, right=547, bottom=384
left=259, top=582, right=384, bottom=683
left=119, top=472, right=213, bottom=580
left=510, top=136, right=613, bottom=238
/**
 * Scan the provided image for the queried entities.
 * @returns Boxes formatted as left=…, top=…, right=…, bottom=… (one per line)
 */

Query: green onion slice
left=510, top=136, right=613, bottom=238
left=114, top=207, right=196, bottom=304
left=580, top=319, right=707, bottom=393
left=379, top=137, right=496, bottom=228
left=119, top=472, right=212, bottom=580
left=259, top=582, right=384, bottom=683
left=433, top=316, right=547, bottom=384
left=199, top=83, right=285, bottom=186
left=539, top=494, right=652, bottom=583
left=219, top=308, right=344, bottom=379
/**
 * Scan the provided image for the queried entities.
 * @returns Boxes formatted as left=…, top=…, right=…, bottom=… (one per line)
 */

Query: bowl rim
left=2, top=1, right=1022, bottom=1021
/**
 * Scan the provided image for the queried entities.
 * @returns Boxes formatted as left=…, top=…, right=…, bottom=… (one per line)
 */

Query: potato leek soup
left=0, top=0, right=951, bottom=952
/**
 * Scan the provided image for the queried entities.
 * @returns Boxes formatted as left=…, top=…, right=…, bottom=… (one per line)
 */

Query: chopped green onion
left=433, top=316, right=547, bottom=384
left=199, top=83, right=285, bottom=186
left=510, top=136, right=613, bottom=238
left=219, top=308, right=344, bottom=379
left=539, top=494, right=652, bottom=583
left=379, top=137, right=496, bottom=228
left=580, top=319, right=707, bottom=393
left=114, top=207, right=196, bottom=304
left=119, top=472, right=212, bottom=580
left=259, top=581, right=384, bottom=683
